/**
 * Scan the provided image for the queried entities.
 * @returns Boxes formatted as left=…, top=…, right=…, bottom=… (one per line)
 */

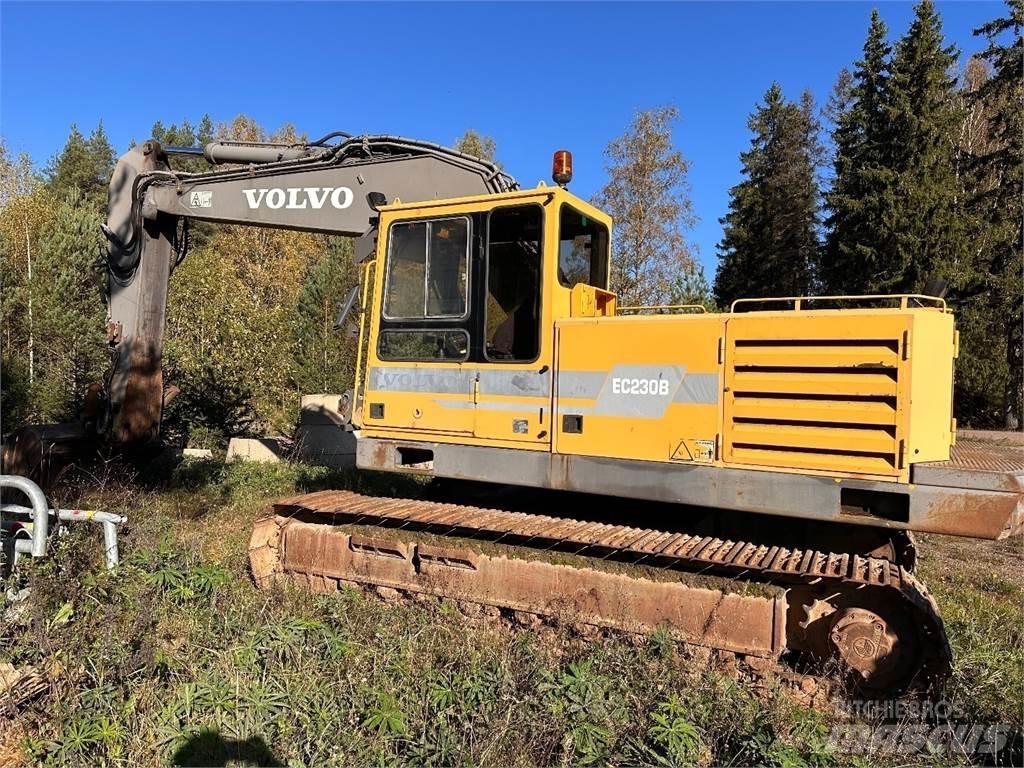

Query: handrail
left=0, top=475, right=50, bottom=558
left=1, top=505, right=126, bottom=569
left=618, top=304, right=708, bottom=314
left=352, top=259, right=376, bottom=424
left=729, top=294, right=947, bottom=313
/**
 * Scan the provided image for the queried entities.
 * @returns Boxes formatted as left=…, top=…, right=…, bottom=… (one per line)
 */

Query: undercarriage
left=249, top=487, right=950, bottom=694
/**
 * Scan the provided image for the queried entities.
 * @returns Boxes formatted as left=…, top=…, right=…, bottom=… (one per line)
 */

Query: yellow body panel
left=906, top=309, right=957, bottom=463
left=553, top=316, right=722, bottom=464
left=355, top=184, right=955, bottom=484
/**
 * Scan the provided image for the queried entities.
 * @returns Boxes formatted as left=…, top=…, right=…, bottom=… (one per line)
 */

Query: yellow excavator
left=8, top=133, right=1022, bottom=692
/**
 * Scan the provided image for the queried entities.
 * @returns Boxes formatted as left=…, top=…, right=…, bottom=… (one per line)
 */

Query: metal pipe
left=102, top=522, right=119, bottom=568
left=1, top=505, right=126, bottom=569
left=163, top=145, right=205, bottom=156
left=0, top=475, right=49, bottom=557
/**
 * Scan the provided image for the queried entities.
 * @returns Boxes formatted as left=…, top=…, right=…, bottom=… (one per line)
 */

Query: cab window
left=378, top=329, right=468, bottom=361
left=384, top=217, right=469, bottom=319
left=558, top=205, right=608, bottom=289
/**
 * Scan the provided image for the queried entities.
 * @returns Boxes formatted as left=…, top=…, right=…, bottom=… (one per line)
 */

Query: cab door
left=471, top=204, right=552, bottom=446
left=361, top=214, right=476, bottom=436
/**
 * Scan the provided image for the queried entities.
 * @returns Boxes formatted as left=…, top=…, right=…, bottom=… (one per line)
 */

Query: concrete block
left=182, top=448, right=214, bottom=460
left=300, top=393, right=351, bottom=426
left=226, top=437, right=288, bottom=463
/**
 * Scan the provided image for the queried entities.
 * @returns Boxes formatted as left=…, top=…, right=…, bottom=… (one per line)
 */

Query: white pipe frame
left=0, top=475, right=50, bottom=558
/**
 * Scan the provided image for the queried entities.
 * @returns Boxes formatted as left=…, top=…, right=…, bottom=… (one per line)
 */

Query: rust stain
left=920, top=491, right=1023, bottom=539
left=113, top=343, right=163, bottom=445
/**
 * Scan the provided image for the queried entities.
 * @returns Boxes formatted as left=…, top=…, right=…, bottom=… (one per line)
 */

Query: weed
left=364, top=690, right=408, bottom=737
left=647, top=624, right=674, bottom=658
left=647, top=696, right=709, bottom=765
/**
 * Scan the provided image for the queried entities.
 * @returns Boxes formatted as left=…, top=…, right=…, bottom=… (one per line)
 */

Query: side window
left=485, top=206, right=542, bottom=362
left=384, top=217, right=469, bottom=319
left=558, top=205, right=609, bottom=289
left=379, top=329, right=468, bottom=361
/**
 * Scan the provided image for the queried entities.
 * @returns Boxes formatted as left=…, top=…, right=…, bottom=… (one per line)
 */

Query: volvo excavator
left=6, top=130, right=1022, bottom=693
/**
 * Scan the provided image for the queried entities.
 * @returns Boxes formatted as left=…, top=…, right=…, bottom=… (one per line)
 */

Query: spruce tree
left=714, top=84, right=822, bottom=307
left=965, top=0, right=1023, bottom=427
left=881, top=0, right=965, bottom=292
left=822, top=10, right=894, bottom=294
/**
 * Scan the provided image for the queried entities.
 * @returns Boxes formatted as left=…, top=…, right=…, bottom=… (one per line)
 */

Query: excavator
left=6, top=130, right=1022, bottom=693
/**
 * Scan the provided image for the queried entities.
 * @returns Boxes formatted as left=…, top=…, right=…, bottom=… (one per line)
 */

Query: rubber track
left=273, top=489, right=951, bottom=685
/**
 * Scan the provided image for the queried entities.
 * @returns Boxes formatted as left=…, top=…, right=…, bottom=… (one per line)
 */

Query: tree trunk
left=24, top=219, right=33, bottom=386
left=1005, top=314, right=1022, bottom=430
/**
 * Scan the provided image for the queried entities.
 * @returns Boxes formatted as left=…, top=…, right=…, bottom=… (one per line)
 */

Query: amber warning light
left=552, top=150, right=573, bottom=187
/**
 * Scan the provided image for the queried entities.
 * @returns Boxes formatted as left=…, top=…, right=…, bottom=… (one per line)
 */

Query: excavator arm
left=103, top=133, right=516, bottom=445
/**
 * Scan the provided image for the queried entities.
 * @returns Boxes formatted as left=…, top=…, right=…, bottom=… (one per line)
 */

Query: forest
left=0, top=0, right=1020, bottom=449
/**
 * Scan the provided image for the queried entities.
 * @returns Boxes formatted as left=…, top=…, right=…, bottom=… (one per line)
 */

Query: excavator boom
left=103, top=134, right=515, bottom=445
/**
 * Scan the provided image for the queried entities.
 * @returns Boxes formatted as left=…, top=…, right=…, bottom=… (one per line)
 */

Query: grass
left=0, top=458, right=1020, bottom=767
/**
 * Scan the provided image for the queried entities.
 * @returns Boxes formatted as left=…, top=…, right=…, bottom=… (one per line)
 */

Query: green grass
left=917, top=543, right=1024, bottom=731
left=0, top=460, right=1020, bottom=766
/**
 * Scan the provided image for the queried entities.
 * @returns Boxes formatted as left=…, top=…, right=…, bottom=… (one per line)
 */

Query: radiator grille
left=724, top=338, right=902, bottom=476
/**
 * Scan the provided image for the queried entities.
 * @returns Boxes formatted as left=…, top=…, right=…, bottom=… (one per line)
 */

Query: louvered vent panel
left=724, top=338, right=902, bottom=476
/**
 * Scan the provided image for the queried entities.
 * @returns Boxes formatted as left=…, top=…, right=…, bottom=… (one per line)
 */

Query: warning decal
left=189, top=191, right=212, bottom=208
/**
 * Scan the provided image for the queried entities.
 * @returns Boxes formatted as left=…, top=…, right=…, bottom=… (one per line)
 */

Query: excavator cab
left=357, top=186, right=612, bottom=447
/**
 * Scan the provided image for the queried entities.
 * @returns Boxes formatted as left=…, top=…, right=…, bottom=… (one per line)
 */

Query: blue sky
left=0, top=1, right=1003, bottom=276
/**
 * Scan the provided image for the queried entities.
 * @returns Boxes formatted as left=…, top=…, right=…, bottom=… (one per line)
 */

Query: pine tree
left=197, top=114, right=215, bottom=146
left=714, top=84, right=822, bottom=308
left=86, top=121, right=115, bottom=190
left=46, top=124, right=91, bottom=195
left=593, top=106, right=697, bottom=306
left=29, top=189, right=107, bottom=421
left=667, top=262, right=714, bottom=309
left=881, top=0, right=965, bottom=292
left=46, top=122, right=115, bottom=200
left=150, top=116, right=217, bottom=246
left=822, top=10, right=895, bottom=294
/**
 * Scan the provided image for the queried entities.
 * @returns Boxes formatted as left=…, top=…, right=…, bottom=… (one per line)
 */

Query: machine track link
left=249, top=490, right=950, bottom=693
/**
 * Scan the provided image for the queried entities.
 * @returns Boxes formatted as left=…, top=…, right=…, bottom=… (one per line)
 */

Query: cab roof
left=380, top=184, right=612, bottom=228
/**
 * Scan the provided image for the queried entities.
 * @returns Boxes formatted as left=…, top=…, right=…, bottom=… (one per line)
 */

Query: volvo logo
left=242, top=186, right=354, bottom=210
